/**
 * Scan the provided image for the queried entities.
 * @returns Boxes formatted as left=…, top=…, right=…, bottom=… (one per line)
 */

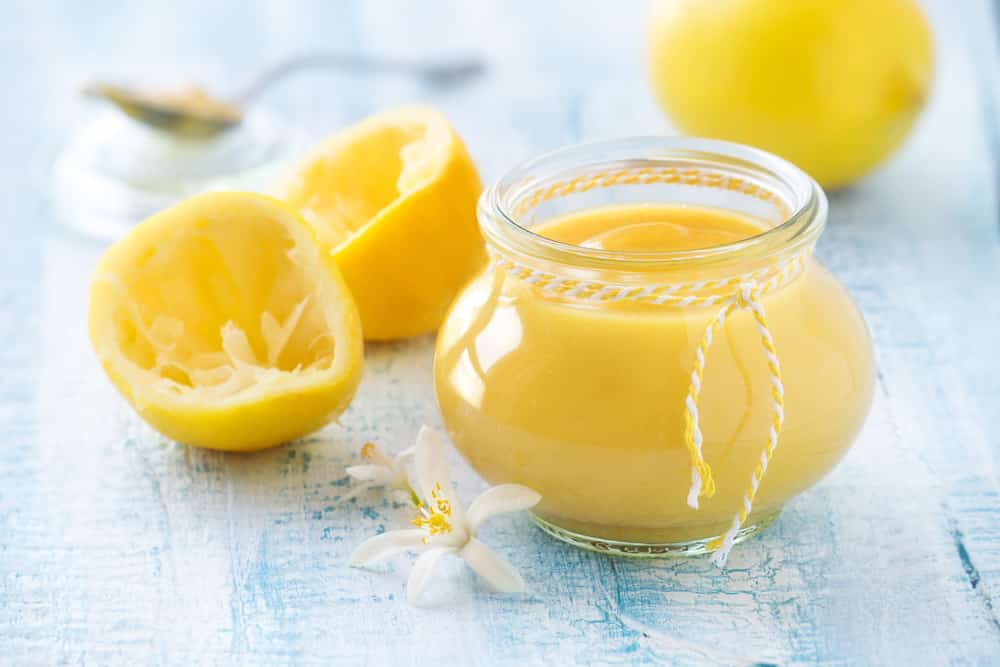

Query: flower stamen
left=360, top=441, right=393, bottom=468
left=412, top=482, right=453, bottom=542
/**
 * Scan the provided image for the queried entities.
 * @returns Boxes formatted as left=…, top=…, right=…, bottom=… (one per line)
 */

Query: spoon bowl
left=83, top=83, right=242, bottom=140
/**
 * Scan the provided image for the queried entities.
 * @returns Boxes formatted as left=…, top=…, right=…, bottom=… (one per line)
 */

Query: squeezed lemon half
left=282, top=106, right=485, bottom=341
left=88, top=191, right=363, bottom=451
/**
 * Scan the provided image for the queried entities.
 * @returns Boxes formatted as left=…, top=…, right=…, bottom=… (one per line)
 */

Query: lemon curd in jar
left=434, top=138, right=874, bottom=556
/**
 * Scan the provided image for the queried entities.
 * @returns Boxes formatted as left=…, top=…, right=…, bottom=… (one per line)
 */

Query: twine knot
left=735, top=280, right=759, bottom=308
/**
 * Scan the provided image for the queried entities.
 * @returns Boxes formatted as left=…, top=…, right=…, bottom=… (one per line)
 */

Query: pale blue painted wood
left=2, top=1, right=999, bottom=664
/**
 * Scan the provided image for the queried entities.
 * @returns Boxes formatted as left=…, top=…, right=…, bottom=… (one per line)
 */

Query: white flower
left=339, top=441, right=416, bottom=505
left=347, top=440, right=414, bottom=490
left=350, top=426, right=541, bottom=604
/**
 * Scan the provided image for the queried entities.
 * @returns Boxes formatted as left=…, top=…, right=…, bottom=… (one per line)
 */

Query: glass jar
left=434, top=137, right=873, bottom=563
left=51, top=108, right=300, bottom=241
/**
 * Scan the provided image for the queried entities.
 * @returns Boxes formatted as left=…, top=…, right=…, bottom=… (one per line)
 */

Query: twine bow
left=682, top=280, right=785, bottom=566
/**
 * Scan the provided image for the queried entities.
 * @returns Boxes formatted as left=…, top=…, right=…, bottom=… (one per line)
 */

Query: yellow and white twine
left=497, top=165, right=811, bottom=566
left=685, top=281, right=787, bottom=567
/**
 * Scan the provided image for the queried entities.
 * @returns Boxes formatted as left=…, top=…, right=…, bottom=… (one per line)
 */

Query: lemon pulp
left=111, top=222, right=332, bottom=399
left=287, top=117, right=449, bottom=250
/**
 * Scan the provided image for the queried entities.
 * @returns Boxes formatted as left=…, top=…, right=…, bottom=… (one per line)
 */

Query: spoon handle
left=236, top=52, right=485, bottom=103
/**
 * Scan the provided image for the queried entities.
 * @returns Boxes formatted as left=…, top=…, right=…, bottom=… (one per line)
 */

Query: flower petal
left=406, top=547, right=454, bottom=604
left=459, top=537, right=526, bottom=593
left=330, top=483, right=377, bottom=507
left=466, top=484, right=542, bottom=532
left=350, top=529, right=428, bottom=566
left=345, top=464, right=394, bottom=485
left=392, top=446, right=417, bottom=491
left=414, top=426, right=456, bottom=506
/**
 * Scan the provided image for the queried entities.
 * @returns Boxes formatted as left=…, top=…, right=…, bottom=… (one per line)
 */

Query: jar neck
left=478, top=137, right=827, bottom=291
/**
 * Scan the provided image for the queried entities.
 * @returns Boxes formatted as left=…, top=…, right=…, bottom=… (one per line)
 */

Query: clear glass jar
left=434, top=137, right=874, bottom=561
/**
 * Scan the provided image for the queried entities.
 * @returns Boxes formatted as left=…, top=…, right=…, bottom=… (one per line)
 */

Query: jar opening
left=480, top=137, right=826, bottom=274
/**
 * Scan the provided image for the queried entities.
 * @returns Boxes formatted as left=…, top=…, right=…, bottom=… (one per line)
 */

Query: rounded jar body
left=434, top=138, right=874, bottom=555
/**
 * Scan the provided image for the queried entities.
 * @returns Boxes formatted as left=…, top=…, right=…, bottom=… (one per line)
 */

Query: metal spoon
left=83, top=52, right=485, bottom=140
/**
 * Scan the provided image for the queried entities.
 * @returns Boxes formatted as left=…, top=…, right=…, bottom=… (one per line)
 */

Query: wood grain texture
left=2, top=1, right=999, bottom=664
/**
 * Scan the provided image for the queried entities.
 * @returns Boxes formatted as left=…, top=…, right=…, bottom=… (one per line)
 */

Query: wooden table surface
left=3, top=1, right=999, bottom=664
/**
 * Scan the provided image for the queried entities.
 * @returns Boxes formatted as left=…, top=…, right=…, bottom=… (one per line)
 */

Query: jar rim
left=480, top=136, right=826, bottom=271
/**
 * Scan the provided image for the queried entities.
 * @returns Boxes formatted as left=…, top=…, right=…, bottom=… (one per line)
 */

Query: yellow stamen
left=431, top=482, right=451, bottom=515
left=360, top=441, right=392, bottom=468
left=411, top=482, right=453, bottom=543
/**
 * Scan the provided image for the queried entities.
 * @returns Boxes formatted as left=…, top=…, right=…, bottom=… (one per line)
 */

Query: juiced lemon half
left=88, top=192, right=363, bottom=451
left=281, top=106, right=484, bottom=341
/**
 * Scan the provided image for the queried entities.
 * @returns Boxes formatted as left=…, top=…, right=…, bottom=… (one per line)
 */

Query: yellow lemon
left=88, top=192, right=363, bottom=451
left=647, top=0, right=933, bottom=188
left=281, top=106, right=485, bottom=341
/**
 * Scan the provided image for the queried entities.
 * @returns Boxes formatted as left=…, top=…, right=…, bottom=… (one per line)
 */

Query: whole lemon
left=646, top=0, right=933, bottom=188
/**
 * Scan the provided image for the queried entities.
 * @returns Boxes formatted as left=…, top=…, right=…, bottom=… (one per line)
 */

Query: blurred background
left=7, top=0, right=983, bottom=204
left=12, top=2, right=667, bottom=196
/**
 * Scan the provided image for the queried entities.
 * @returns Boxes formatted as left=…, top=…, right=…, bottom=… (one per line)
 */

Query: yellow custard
left=540, top=203, right=763, bottom=251
left=434, top=201, right=874, bottom=549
